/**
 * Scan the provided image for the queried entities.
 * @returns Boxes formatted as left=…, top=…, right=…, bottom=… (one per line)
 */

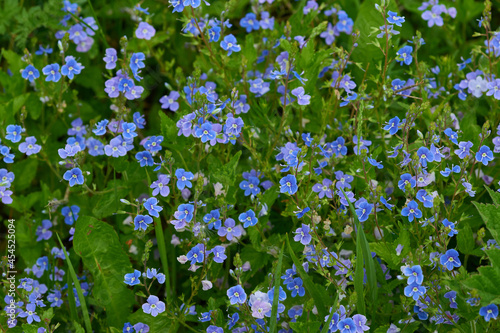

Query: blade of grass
left=320, top=291, right=339, bottom=333
left=286, top=235, right=329, bottom=318
left=57, top=234, right=92, bottom=333
left=339, top=188, right=377, bottom=311
left=66, top=270, right=78, bottom=323
left=146, top=168, right=172, bottom=301
left=354, top=227, right=366, bottom=315
left=269, top=242, right=285, bottom=333
left=154, top=220, right=172, bottom=301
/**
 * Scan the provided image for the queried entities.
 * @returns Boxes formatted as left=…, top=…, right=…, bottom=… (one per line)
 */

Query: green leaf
left=209, top=150, right=242, bottom=187
left=91, top=186, right=129, bottom=218
left=128, top=309, right=176, bottom=332
left=269, top=242, right=285, bottom=333
left=286, top=235, right=329, bottom=318
left=290, top=321, right=321, bottom=332
left=244, top=33, right=257, bottom=65
left=473, top=201, right=500, bottom=246
left=354, top=227, right=366, bottom=315
left=56, top=234, right=92, bottom=333
left=339, top=188, right=377, bottom=313
left=13, top=158, right=38, bottom=191
left=462, top=249, right=500, bottom=304
left=484, top=185, right=500, bottom=206
left=457, top=223, right=475, bottom=255
left=73, top=216, right=134, bottom=328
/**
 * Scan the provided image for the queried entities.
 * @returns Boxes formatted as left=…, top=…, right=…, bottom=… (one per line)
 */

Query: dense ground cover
left=1, top=0, right=500, bottom=332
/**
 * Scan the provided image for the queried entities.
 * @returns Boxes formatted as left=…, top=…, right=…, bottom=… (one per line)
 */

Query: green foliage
left=462, top=249, right=500, bottom=305
left=73, top=216, right=135, bottom=329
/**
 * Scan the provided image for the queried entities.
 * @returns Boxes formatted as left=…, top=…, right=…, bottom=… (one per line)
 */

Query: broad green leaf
left=457, top=223, right=475, bottom=255
left=128, top=308, right=176, bottom=332
left=473, top=201, right=500, bottom=246
left=484, top=185, right=500, bottom=206
left=13, top=158, right=38, bottom=191
left=73, top=216, right=134, bottom=328
left=286, top=235, right=329, bottom=318
left=462, top=249, right=500, bottom=304
left=269, top=242, right=285, bottom=333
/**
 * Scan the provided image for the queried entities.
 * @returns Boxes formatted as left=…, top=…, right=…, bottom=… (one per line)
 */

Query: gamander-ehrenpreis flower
left=63, top=168, right=84, bottom=187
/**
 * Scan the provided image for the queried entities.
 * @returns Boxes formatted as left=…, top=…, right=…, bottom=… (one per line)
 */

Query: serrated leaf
left=473, top=201, right=500, bottom=246
left=462, top=249, right=500, bottom=304
left=74, top=216, right=134, bottom=328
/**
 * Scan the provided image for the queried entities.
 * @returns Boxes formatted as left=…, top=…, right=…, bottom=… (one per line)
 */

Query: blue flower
left=455, top=141, right=473, bottom=159
left=220, top=34, right=241, bottom=56
left=208, top=26, right=221, bottom=42
left=146, top=268, right=166, bottom=284
left=35, top=44, right=53, bottom=55
left=227, top=285, right=247, bottom=305
left=476, top=145, right=494, bottom=165
left=396, top=46, right=413, bottom=66
left=135, top=151, right=154, bottom=167
left=187, top=245, right=204, bottom=264
left=61, top=56, right=84, bottom=79
left=211, top=245, right=227, bottom=263
left=417, top=147, right=434, bottom=167
left=6, top=125, right=23, bottom=143
left=143, top=197, right=163, bottom=217
left=403, top=265, right=424, bottom=285
left=398, top=173, right=416, bottom=192
left=144, top=135, right=164, bottom=152
left=130, top=52, right=146, bottom=74
left=175, top=168, right=194, bottom=189
left=387, top=11, right=405, bottom=27
left=280, top=174, right=298, bottom=195
left=416, top=189, right=433, bottom=208
left=121, top=122, right=137, bottom=140
left=228, top=313, right=239, bottom=329
left=479, top=304, right=498, bottom=322
left=61, top=205, right=80, bottom=225
left=124, top=269, right=141, bottom=286
left=18, top=303, right=40, bottom=324
left=442, top=219, right=458, bottom=237
left=286, top=277, right=305, bottom=297
left=203, top=209, right=221, bottom=230
left=294, top=224, right=312, bottom=245
left=22, top=65, right=40, bottom=82
left=134, top=215, right=153, bottom=231
left=337, top=318, right=357, bottom=333
left=401, top=200, right=422, bottom=222
left=440, top=249, right=461, bottom=271
left=240, top=13, right=260, bottom=33
left=42, top=63, right=62, bottom=82
left=444, top=128, right=459, bottom=144
left=218, top=218, right=242, bottom=241
left=63, top=168, right=84, bottom=187
left=93, top=119, right=109, bottom=136
left=239, top=209, right=258, bottom=228
left=383, top=116, right=400, bottom=135
left=355, top=201, right=373, bottom=222
left=404, top=282, right=426, bottom=301
left=183, top=0, right=201, bottom=8
left=195, top=122, right=216, bottom=143
left=177, top=204, right=194, bottom=222
left=142, top=295, right=165, bottom=317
